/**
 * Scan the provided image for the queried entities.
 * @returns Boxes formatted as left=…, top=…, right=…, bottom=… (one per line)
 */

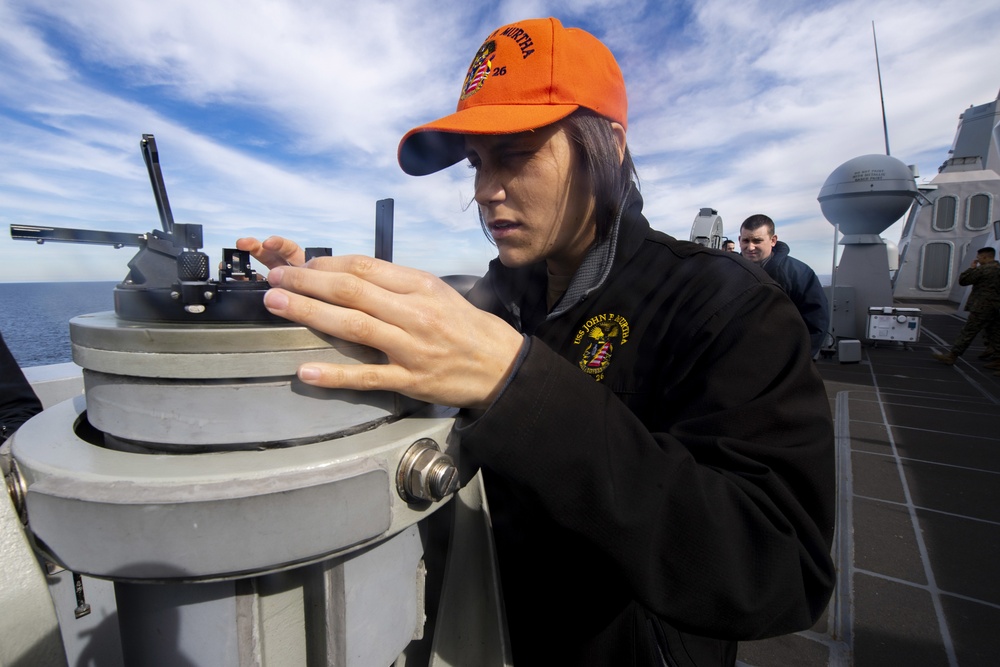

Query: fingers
left=267, top=258, right=457, bottom=327
left=258, top=255, right=524, bottom=409
left=297, top=361, right=411, bottom=394
left=295, top=359, right=481, bottom=407
left=262, top=282, right=409, bottom=355
left=236, top=236, right=307, bottom=269
left=292, top=331, right=522, bottom=409
left=262, top=284, right=435, bottom=400
left=262, top=236, right=307, bottom=267
left=303, top=254, right=439, bottom=296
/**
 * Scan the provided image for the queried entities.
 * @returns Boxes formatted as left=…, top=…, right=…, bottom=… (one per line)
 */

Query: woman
left=241, top=17, right=835, bottom=667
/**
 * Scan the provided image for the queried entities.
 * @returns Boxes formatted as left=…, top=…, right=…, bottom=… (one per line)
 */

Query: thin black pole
left=873, top=21, right=891, bottom=156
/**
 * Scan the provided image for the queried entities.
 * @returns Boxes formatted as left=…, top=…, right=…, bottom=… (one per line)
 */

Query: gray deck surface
left=737, top=301, right=1000, bottom=666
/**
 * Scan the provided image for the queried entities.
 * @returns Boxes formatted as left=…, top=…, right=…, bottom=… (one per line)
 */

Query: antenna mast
left=872, top=21, right=890, bottom=155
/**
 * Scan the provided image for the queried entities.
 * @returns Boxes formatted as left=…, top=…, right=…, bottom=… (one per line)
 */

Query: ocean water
left=0, top=281, right=117, bottom=367
left=1, top=272, right=834, bottom=369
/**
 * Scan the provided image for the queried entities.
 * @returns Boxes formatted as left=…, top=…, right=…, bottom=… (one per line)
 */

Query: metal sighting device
left=10, top=134, right=336, bottom=323
left=2, top=135, right=510, bottom=667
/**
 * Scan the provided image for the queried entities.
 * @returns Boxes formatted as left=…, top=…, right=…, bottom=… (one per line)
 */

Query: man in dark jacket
left=740, top=215, right=830, bottom=357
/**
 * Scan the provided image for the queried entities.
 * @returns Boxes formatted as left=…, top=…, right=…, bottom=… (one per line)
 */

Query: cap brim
left=398, top=103, right=580, bottom=176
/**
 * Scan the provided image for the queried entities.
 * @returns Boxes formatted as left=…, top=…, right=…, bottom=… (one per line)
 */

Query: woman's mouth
left=489, top=220, right=520, bottom=240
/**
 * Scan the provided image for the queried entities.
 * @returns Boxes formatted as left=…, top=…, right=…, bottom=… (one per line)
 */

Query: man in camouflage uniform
left=933, top=247, right=1000, bottom=367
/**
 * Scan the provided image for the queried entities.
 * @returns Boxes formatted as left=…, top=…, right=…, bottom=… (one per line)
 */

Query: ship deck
left=13, top=301, right=1000, bottom=666
left=738, top=301, right=1000, bottom=667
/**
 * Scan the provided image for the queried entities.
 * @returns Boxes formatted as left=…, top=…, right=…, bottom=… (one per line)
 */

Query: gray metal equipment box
left=838, top=339, right=862, bottom=363
left=867, top=307, right=922, bottom=342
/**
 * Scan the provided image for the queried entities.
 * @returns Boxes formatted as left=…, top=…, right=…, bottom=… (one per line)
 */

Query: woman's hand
left=261, top=254, right=524, bottom=410
left=236, top=236, right=307, bottom=271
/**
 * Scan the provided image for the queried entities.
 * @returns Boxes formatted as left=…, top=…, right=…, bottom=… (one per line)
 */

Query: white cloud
left=620, top=0, right=1000, bottom=265
left=1, top=0, right=999, bottom=285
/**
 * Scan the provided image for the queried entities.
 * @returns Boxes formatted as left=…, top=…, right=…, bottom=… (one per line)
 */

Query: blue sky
left=2, top=0, right=998, bottom=283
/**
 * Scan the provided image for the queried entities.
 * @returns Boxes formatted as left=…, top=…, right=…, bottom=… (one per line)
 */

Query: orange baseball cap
left=398, top=17, right=628, bottom=176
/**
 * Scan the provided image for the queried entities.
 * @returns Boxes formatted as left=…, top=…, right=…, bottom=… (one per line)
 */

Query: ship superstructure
left=893, top=91, right=1000, bottom=301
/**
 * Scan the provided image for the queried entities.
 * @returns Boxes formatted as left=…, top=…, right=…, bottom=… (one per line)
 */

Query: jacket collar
left=487, top=183, right=648, bottom=320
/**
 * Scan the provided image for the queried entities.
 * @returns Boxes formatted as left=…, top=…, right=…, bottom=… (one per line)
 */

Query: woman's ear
left=610, top=122, right=626, bottom=165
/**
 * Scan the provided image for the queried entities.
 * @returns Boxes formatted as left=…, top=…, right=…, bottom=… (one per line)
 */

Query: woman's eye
left=465, top=145, right=533, bottom=172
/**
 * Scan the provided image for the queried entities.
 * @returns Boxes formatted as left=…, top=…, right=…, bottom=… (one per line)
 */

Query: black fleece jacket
left=458, top=186, right=835, bottom=667
left=1, top=332, right=42, bottom=443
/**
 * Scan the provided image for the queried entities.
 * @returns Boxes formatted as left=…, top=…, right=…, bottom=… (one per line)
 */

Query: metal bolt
left=396, top=439, right=460, bottom=503
left=426, top=459, right=459, bottom=499
left=73, top=572, right=91, bottom=619
left=3, top=461, right=27, bottom=524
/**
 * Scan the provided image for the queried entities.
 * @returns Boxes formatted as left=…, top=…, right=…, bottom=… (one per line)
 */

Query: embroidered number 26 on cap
left=398, top=17, right=628, bottom=176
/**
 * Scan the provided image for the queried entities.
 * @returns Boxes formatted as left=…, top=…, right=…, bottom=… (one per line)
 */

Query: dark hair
left=741, top=214, right=775, bottom=236
left=978, top=247, right=996, bottom=258
left=476, top=109, right=638, bottom=244
left=561, top=110, right=638, bottom=241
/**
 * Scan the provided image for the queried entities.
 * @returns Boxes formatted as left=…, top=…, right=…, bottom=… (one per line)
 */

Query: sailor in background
left=739, top=214, right=830, bottom=358
left=934, top=246, right=1000, bottom=367
left=240, top=17, right=835, bottom=666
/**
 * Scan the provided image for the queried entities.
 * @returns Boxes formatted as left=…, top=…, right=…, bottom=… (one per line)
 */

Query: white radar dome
left=817, top=154, right=918, bottom=236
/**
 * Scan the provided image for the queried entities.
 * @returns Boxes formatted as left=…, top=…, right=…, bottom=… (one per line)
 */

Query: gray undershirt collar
left=547, top=194, right=628, bottom=319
